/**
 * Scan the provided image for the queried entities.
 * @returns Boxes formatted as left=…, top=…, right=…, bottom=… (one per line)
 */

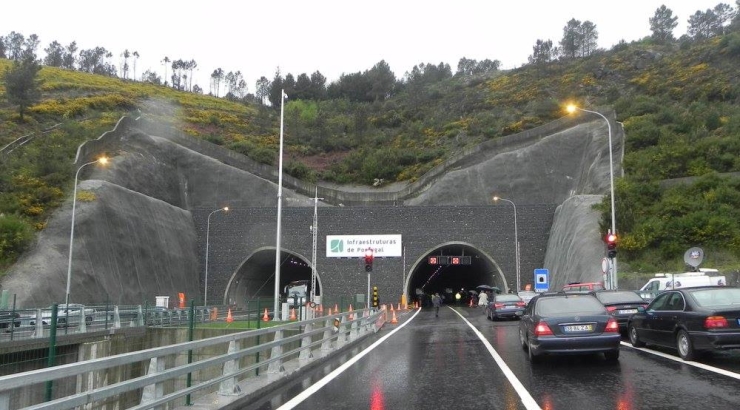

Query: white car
left=29, top=304, right=95, bottom=327
left=517, top=291, right=538, bottom=304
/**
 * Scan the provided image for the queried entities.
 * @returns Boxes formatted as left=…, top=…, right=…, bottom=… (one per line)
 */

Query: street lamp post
left=493, top=196, right=519, bottom=292
left=65, top=157, right=108, bottom=307
left=205, top=207, right=228, bottom=307
left=567, top=104, right=617, bottom=289
left=274, top=89, right=288, bottom=320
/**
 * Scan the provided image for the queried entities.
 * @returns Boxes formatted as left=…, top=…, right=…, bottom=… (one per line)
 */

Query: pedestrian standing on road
left=432, top=293, right=442, bottom=317
left=478, top=290, right=489, bottom=308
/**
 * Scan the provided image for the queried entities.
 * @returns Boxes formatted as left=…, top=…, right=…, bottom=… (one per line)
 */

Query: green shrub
left=0, top=214, right=34, bottom=265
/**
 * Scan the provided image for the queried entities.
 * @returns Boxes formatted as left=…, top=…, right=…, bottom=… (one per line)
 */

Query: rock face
left=543, top=195, right=607, bottom=290
left=0, top=111, right=623, bottom=306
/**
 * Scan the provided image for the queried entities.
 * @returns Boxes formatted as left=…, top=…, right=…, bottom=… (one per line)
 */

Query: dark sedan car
left=627, top=286, right=740, bottom=361
left=590, top=290, right=648, bottom=332
left=519, top=292, right=621, bottom=363
left=0, top=310, right=21, bottom=330
left=485, top=294, right=526, bottom=320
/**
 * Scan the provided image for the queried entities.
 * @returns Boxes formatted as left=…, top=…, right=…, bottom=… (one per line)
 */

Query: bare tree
left=161, top=56, right=170, bottom=86
left=256, top=76, right=270, bottom=104
left=132, top=51, right=139, bottom=80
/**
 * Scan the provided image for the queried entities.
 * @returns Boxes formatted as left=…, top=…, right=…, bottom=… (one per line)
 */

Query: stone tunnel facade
left=194, top=204, right=557, bottom=307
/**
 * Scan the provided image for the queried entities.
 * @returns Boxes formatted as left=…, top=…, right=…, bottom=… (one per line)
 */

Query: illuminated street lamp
left=567, top=104, right=618, bottom=288
left=65, top=157, right=109, bottom=306
left=493, top=196, right=519, bottom=292
left=205, top=206, right=228, bottom=306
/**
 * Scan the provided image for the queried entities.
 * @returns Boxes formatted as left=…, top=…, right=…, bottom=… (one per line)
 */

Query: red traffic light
left=606, top=233, right=618, bottom=259
left=364, top=249, right=374, bottom=272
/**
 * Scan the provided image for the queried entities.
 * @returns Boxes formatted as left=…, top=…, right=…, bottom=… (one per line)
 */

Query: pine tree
left=2, top=52, right=43, bottom=121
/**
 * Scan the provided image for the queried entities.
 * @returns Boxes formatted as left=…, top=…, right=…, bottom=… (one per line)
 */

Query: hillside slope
left=1, top=111, right=615, bottom=305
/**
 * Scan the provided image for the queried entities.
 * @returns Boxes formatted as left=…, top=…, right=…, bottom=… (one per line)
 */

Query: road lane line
left=453, top=309, right=541, bottom=410
left=620, top=341, right=740, bottom=380
left=277, top=308, right=422, bottom=410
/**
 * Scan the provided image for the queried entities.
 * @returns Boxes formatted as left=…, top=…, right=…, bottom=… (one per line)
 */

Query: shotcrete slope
left=1, top=112, right=622, bottom=306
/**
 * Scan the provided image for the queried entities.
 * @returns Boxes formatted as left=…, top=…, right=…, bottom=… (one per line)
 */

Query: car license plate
left=618, top=309, right=638, bottom=314
left=563, top=324, right=593, bottom=332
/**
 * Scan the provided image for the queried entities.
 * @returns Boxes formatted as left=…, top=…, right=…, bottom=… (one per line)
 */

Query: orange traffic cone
left=262, top=308, right=269, bottom=322
left=226, top=308, right=234, bottom=323
left=334, top=303, right=339, bottom=312
left=348, top=304, right=354, bottom=320
left=327, top=307, right=332, bottom=316
left=289, top=308, right=297, bottom=320
left=469, top=298, right=474, bottom=307
left=397, top=303, right=401, bottom=311
left=391, top=308, right=398, bottom=324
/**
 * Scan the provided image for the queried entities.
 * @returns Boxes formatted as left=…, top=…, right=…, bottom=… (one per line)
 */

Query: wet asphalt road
left=244, top=306, right=740, bottom=410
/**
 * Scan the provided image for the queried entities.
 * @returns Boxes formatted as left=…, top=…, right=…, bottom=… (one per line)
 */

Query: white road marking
left=620, top=341, right=740, bottom=380
left=277, top=308, right=422, bottom=410
left=453, top=308, right=542, bottom=410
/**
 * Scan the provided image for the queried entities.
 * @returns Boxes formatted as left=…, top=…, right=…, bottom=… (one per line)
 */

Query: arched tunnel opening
left=224, top=248, right=321, bottom=308
left=406, top=243, right=508, bottom=306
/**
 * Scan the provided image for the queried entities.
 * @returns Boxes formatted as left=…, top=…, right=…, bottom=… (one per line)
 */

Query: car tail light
left=704, top=316, right=728, bottom=329
left=534, top=322, right=553, bottom=336
left=494, top=303, right=505, bottom=308
left=605, top=306, right=617, bottom=312
left=605, top=318, right=619, bottom=332
left=516, top=301, right=526, bottom=307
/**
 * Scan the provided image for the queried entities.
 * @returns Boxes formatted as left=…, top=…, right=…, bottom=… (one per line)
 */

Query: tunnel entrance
left=223, top=247, right=321, bottom=309
left=406, top=243, right=507, bottom=305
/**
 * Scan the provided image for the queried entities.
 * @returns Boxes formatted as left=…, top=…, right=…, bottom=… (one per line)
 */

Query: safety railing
left=0, top=304, right=216, bottom=343
left=0, top=306, right=389, bottom=410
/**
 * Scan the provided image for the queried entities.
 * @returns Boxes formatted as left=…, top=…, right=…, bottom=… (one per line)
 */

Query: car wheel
left=629, top=325, right=646, bottom=347
left=677, top=330, right=696, bottom=361
left=519, top=328, right=527, bottom=350
left=604, top=350, right=620, bottom=361
left=527, top=338, right=541, bottom=363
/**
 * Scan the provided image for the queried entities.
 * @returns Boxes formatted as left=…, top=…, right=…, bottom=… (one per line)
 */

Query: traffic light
left=364, top=249, right=374, bottom=272
left=606, top=233, right=617, bottom=259
left=372, top=286, right=379, bottom=308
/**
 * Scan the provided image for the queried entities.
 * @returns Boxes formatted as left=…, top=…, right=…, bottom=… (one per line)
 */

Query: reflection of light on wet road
left=540, top=393, right=553, bottom=410
left=370, top=378, right=385, bottom=410
left=617, top=377, right=635, bottom=410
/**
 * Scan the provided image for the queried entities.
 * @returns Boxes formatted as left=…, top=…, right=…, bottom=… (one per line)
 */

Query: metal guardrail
left=1, top=304, right=215, bottom=343
left=0, top=306, right=389, bottom=409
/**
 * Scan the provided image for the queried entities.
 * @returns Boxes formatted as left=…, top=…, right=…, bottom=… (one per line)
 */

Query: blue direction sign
left=534, top=268, right=549, bottom=292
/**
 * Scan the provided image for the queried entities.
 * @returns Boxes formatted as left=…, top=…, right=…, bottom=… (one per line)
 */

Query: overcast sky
left=6, top=0, right=728, bottom=94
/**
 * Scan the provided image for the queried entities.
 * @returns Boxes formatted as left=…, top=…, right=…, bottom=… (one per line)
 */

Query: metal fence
left=0, top=305, right=389, bottom=410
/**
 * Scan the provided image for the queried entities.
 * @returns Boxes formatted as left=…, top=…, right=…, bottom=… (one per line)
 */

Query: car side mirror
left=637, top=306, right=646, bottom=313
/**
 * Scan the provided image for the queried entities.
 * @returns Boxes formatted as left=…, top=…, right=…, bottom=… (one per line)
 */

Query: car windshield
left=690, top=288, right=740, bottom=308
left=596, top=291, right=644, bottom=304
left=495, top=295, right=521, bottom=303
left=536, top=296, right=606, bottom=316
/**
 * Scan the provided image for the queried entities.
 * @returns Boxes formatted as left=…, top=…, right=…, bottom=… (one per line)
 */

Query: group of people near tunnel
left=417, top=288, right=496, bottom=308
